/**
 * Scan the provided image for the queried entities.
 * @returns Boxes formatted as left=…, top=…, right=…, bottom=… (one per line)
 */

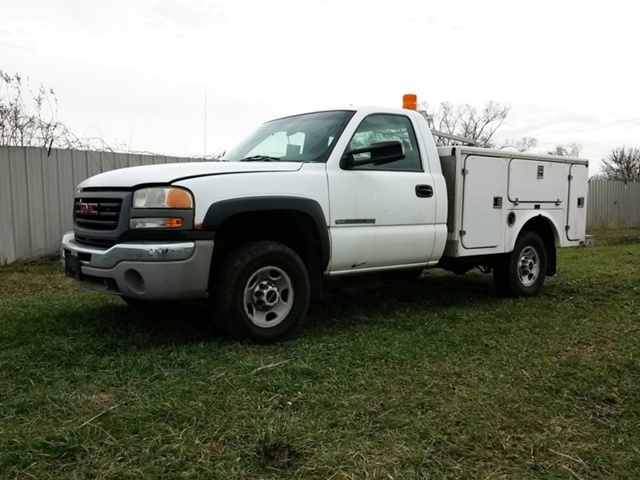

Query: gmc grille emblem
left=79, top=202, right=99, bottom=215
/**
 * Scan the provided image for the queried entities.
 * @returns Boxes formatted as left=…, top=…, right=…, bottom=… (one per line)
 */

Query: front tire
left=211, top=241, right=311, bottom=343
left=494, top=231, right=547, bottom=297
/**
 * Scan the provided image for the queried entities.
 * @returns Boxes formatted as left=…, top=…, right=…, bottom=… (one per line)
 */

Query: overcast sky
left=2, top=0, right=638, bottom=174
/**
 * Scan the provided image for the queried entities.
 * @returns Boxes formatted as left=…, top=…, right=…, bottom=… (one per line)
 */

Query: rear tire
left=211, top=241, right=310, bottom=343
left=494, top=231, right=547, bottom=297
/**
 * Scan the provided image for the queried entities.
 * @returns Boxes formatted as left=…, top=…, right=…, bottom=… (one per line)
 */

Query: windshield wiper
left=240, top=155, right=280, bottom=162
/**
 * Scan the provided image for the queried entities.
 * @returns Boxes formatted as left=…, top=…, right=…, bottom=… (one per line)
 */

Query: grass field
left=1, top=230, right=639, bottom=479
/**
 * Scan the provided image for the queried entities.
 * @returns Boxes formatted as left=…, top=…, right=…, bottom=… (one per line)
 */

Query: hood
left=78, top=161, right=304, bottom=189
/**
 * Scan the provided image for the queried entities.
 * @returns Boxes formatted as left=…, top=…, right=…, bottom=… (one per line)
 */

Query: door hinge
left=460, top=230, right=466, bottom=236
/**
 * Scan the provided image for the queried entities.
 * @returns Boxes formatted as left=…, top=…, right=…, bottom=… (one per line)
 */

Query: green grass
left=1, top=229, right=639, bottom=479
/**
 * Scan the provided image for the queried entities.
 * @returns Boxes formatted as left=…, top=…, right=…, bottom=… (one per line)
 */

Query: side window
left=346, top=114, right=422, bottom=171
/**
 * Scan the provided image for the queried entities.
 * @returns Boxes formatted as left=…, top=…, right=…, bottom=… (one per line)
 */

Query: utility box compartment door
left=567, top=163, right=588, bottom=241
left=461, top=155, right=507, bottom=249
left=508, top=159, right=569, bottom=204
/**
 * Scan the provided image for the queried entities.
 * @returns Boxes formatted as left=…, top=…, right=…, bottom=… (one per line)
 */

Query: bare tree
left=0, top=70, right=143, bottom=153
left=421, top=100, right=536, bottom=151
left=500, top=136, right=538, bottom=152
left=546, top=143, right=583, bottom=157
left=0, top=70, right=80, bottom=149
left=600, top=147, right=640, bottom=182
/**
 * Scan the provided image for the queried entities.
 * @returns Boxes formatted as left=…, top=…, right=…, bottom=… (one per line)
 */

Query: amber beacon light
left=402, top=93, right=418, bottom=110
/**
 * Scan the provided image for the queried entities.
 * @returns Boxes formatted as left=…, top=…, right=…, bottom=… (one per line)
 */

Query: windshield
left=222, top=110, right=355, bottom=163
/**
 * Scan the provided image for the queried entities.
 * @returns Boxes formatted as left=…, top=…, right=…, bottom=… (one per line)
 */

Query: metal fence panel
left=587, top=179, right=640, bottom=229
left=8, top=148, right=30, bottom=263
left=0, top=146, right=204, bottom=265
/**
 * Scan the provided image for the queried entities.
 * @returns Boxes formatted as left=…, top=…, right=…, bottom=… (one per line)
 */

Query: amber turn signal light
left=164, top=218, right=184, bottom=228
left=166, top=189, right=193, bottom=208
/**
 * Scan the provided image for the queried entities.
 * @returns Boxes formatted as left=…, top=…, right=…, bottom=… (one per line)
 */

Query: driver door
left=326, top=113, right=438, bottom=274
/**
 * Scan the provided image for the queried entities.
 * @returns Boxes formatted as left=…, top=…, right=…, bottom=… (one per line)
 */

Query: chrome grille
left=75, top=198, right=122, bottom=231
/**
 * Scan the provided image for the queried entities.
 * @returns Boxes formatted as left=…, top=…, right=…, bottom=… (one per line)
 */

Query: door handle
left=415, top=184, right=433, bottom=198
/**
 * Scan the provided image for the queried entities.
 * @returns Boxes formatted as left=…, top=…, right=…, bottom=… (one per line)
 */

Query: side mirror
left=340, top=140, right=405, bottom=170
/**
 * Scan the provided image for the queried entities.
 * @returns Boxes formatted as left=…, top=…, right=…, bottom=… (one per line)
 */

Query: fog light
left=124, top=269, right=145, bottom=295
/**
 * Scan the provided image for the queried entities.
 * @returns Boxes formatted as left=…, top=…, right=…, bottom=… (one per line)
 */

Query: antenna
left=204, top=91, right=207, bottom=158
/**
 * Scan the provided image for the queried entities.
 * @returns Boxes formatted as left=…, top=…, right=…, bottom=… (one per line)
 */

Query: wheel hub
left=520, top=259, right=535, bottom=275
left=252, top=280, right=280, bottom=310
left=518, top=246, right=539, bottom=286
left=243, top=266, right=294, bottom=328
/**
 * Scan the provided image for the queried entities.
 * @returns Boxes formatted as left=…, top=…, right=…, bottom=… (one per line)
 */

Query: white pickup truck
left=62, top=99, right=589, bottom=342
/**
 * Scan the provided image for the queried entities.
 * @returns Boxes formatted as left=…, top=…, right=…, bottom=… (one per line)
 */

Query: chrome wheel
left=517, top=245, right=540, bottom=287
left=243, top=266, right=293, bottom=328
left=494, top=231, right=547, bottom=298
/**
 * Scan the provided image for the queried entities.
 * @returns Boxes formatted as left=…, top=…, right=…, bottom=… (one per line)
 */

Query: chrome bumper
left=61, top=232, right=214, bottom=301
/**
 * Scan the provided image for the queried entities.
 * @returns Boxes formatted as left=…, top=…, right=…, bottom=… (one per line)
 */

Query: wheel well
left=520, top=216, right=558, bottom=276
left=210, top=210, right=325, bottom=298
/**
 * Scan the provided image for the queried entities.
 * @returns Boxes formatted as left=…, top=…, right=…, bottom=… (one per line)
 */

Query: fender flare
left=511, top=213, right=561, bottom=276
left=202, top=196, right=330, bottom=268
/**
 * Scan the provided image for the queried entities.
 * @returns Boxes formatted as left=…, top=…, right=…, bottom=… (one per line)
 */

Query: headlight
left=133, top=187, right=194, bottom=209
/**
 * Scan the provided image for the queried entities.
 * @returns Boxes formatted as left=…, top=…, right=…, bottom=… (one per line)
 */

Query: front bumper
left=61, top=232, right=214, bottom=301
